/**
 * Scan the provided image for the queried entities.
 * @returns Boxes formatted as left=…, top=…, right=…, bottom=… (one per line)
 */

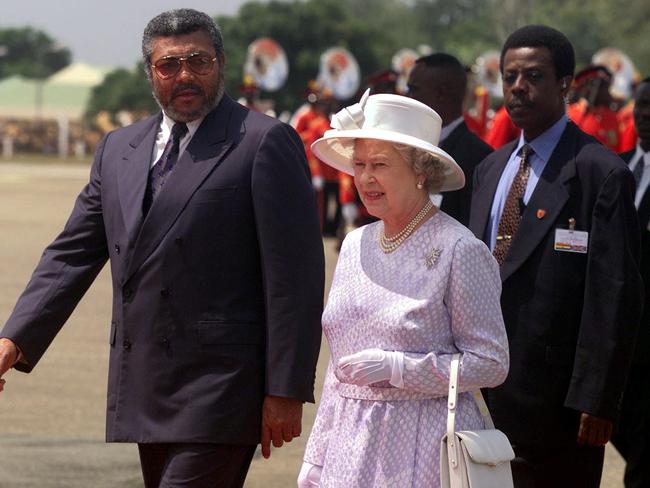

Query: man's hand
left=260, top=395, right=303, bottom=459
left=0, top=338, right=20, bottom=393
left=577, top=412, right=613, bottom=446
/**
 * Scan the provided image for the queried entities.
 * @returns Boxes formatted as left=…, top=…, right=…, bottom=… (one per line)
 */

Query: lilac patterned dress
left=304, top=211, right=509, bottom=487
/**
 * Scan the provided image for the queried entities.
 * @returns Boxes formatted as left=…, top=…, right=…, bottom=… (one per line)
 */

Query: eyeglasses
left=152, top=52, right=217, bottom=79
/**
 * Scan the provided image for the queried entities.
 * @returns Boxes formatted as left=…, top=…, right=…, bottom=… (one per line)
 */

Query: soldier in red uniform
left=620, top=117, right=638, bottom=154
left=294, top=83, right=340, bottom=235
left=238, top=74, right=261, bottom=111
left=484, top=104, right=521, bottom=149
left=464, top=75, right=490, bottom=138
left=618, top=90, right=639, bottom=153
left=568, top=65, right=621, bottom=152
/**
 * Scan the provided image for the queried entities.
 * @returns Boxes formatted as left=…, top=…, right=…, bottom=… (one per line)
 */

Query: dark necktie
left=143, top=122, right=188, bottom=214
left=493, top=144, right=533, bottom=266
left=632, top=156, right=644, bottom=187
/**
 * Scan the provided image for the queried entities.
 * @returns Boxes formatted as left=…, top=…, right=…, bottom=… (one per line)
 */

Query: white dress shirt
left=431, top=116, right=465, bottom=207
left=151, top=113, right=204, bottom=167
left=486, top=116, right=567, bottom=250
left=628, top=144, right=650, bottom=209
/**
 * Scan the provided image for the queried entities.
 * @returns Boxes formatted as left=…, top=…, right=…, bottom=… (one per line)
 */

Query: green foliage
left=85, top=0, right=650, bottom=119
left=0, top=27, right=71, bottom=80
left=84, top=63, right=158, bottom=123
left=217, top=0, right=428, bottom=113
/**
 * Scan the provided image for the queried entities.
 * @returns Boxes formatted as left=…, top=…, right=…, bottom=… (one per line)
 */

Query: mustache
left=172, top=83, right=204, bottom=97
left=507, top=98, right=533, bottom=109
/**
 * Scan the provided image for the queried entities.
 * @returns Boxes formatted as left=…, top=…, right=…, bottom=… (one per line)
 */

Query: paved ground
left=0, top=161, right=626, bottom=487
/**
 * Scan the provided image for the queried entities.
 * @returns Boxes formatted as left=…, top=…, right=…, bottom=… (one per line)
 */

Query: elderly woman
left=297, top=93, right=509, bottom=488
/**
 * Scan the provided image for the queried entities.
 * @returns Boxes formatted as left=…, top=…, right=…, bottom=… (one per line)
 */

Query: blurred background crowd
left=1, top=0, right=648, bottom=238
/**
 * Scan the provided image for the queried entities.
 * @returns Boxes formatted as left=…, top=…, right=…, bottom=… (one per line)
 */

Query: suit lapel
left=621, top=150, right=650, bottom=229
left=638, top=190, right=650, bottom=231
left=620, top=150, right=635, bottom=164
left=118, top=114, right=162, bottom=247
left=469, top=142, right=517, bottom=240
left=440, top=122, right=465, bottom=154
left=125, top=97, right=238, bottom=281
left=500, top=124, right=577, bottom=281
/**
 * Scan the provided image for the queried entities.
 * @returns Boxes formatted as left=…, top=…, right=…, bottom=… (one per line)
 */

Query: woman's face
left=352, top=139, right=422, bottom=222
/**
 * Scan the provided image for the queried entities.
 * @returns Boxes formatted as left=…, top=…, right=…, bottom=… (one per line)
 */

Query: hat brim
left=311, top=128, right=465, bottom=192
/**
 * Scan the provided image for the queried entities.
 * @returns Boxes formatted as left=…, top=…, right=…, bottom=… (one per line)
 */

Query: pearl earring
left=417, top=181, right=424, bottom=190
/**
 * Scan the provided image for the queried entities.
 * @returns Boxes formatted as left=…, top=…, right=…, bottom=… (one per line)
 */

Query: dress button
left=123, top=339, right=131, bottom=351
left=160, top=288, right=170, bottom=297
left=114, top=244, right=120, bottom=255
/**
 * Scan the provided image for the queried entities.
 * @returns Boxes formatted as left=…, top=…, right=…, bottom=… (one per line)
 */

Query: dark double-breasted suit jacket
left=1, top=95, right=325, bottom=445
left=469, top=122, right=643, bottom=448
left=609, top=149, right=650, bottom=485
left=621, top=149, right=650, bottom=367
left=439, top=121, right=493, bottom=226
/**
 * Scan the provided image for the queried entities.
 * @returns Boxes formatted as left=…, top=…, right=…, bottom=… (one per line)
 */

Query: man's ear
left=560, top=76, right=572, bottom=94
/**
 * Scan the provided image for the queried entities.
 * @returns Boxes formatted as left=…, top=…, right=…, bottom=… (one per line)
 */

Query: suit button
left=114, top=244, right=120, bottom=255
left=174, top=237, right=183, bottom=246
left=160, top=288, right=170, bottom=298
left=123, top=339, right=131, bottom=351
left=123, top=287, right=132, bottom=299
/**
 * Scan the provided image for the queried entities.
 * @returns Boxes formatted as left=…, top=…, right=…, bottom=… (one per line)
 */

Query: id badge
left=554, top=228, right=588, bottom=253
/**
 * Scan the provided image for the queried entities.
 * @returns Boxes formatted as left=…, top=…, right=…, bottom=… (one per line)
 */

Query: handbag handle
left=446, top=353, right=495, bottom=441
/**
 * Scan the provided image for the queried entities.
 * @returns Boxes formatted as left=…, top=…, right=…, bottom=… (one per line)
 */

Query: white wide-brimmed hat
left=311, top=90, right=465, bottom=192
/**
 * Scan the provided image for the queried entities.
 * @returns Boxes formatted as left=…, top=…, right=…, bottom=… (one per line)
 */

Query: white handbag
left=440, top=354, right=515, bottom=488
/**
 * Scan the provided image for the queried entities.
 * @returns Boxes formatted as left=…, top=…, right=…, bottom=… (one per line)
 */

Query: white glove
left=297, top=462, right=323, bottom=487
left=312, top=175, right=324, bottom=190
left=341, top=203, right=358, bottom=225
left=336, top=348, right=404, bottom=388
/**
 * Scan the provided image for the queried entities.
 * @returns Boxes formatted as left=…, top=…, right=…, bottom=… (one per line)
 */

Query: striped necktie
left=143, top=122, right=188, bottom=214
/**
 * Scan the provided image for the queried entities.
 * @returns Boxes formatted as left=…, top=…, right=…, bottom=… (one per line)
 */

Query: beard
left=153, top=70, right=225, bottom=123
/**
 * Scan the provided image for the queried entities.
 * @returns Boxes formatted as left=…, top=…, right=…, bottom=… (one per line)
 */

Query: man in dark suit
left=469, top=25, right=642, bottom=487
left=0, top=9, right=324, bottom=488
left=408, top=53, right=493, bottom=226
left=611, top=77, right=650, bottom=488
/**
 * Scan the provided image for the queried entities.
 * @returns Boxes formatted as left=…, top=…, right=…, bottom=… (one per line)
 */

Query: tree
left=0, top=27, right=71, bottom=80
left=84, top=63, right=158, bottom=124
left=217, top=0, right=421, bottom=113
left=83, top=0, right=650, bottom=120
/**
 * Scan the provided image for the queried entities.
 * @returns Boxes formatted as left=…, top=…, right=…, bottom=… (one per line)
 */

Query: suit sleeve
left=251, top=122, right=325, bottom=403
left=0, top=135, right=110, bottom=371
left=565, top=165, right=643, bottom=419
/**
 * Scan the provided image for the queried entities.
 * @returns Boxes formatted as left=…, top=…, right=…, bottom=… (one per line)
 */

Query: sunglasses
left=152, top=52, right=217, bottom=79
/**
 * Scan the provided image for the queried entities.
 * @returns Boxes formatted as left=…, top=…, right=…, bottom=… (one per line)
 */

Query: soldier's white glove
left=297, top=462, right=322, bottom=487
left=312, top=176, right=324, bottom=190
left=341, top=203, right=358, bottom=225
left=336, top=348, right=404, bottom=388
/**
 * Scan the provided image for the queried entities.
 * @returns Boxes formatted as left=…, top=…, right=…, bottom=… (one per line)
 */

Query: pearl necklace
left=379, top=199, right=434, bottom=253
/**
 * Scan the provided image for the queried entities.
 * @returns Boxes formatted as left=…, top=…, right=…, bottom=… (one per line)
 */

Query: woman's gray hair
left=392, top=143, right=446, bottom=193
left=142, top=8, right=225, bottom=81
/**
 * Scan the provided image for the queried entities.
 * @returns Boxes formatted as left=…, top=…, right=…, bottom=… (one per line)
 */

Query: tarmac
left=0, top=161, right=626, bottom=487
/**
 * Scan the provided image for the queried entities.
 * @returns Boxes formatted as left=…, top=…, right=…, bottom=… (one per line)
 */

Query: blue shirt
left=487, top=116, right=568, bottom=250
